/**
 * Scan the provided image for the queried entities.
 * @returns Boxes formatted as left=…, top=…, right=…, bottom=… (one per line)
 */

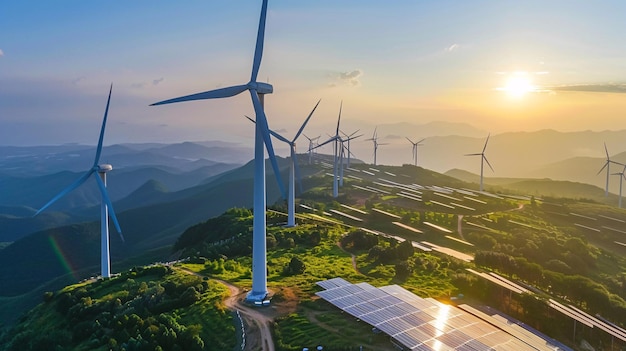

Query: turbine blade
left=465, top=153, right=482, bottom=156
left=406, top=137, right=414, bottom=144
left=151, top=85, right=248, bottom=106
left=605, top=142, right=610, bottom=159
left=597, top=161, right=609, bottom=175
left=314, top=136, right=336, bottom=149
left=484, top=156, right=494, bottom=172
left=293, top=99, right=321, bottom=142
left=417, top=138, right=425, bottom=144
left=250, top=0, right=268, bottom=82
left=94, top=84, right=112, bottom=166
left=94, top=174, right=124, bottom=241
left=271, top=130, right=290, bottom=144
left=35, top=169, right=94, bottom=216
left=482, top=133, right=490, bottom=153
left=336, top=101, right=342, bottom=136
left=250, top=91, right=287, bottom=199
left=246, top=115, right=290, bottom=143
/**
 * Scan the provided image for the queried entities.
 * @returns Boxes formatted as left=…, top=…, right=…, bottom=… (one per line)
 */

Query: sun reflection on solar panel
left=433, top=304, right=451, bottom=337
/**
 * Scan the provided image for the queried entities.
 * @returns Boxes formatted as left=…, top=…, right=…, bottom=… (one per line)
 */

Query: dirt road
left=177, top=267, right=275, bottom=351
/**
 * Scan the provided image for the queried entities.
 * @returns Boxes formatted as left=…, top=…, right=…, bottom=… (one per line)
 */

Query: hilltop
left=2, top=159, right=626, bottom=349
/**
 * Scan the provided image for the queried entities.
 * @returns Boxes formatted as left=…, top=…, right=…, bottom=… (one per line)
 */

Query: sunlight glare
left=499, top=72, right=536, bottom=98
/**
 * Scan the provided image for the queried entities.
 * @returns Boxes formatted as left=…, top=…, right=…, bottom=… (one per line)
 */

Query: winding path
left=178, top=267, right=275, bottom=351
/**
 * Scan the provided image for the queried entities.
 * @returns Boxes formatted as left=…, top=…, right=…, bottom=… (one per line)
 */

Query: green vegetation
left=5, top=162, right=626, bottom=350
left=0, top=266, right=234, bottom=351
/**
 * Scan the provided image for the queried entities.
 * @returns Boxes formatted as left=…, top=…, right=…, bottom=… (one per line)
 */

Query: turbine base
left=245, top=290, right=270, bottom=305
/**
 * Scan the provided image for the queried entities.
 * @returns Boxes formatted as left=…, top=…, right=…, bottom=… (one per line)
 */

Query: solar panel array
left=316, top=278, right=566, bottom=351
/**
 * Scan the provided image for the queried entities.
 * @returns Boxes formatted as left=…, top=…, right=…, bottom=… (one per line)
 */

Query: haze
left=2, top=1, right=626, bottom=149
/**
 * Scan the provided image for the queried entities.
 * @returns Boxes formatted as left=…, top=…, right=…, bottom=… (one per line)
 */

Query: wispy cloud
left=329, top=69, right=363, bottom=87
left=444, top=44, right=459, bottom=53
left=71, top=77, right=85, bottom=85
left=549, top=83, right=626, bottom=94
left=152, top=77, right=164, bottom=86
left=0, top=49, right=4, bottom=57
left=131, top=82, right=145, bottom=89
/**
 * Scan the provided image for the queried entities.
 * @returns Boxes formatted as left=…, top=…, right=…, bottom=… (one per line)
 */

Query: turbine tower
left=151, top=0, right=285, bottom=303
left=406, top=137, right=425, bottom=166
left=248, top=99, right=320, bottom=227
left=465, top=134, right=494, bottom=192
left=35, top=84, right=123, bottom=279
left=598, top=143, right=623, bottom=197
left=315, top=102, right=343, bottom=198
left=366, top=127, right=388, bottom=166
left=613, top=164, right=626, bottom=208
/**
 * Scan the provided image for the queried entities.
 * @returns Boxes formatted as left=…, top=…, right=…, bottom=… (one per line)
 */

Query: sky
left=2, top=1, right=626, bottom=148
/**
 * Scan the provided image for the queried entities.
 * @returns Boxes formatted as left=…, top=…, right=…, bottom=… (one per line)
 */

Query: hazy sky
left=2, top=1, right=626, bottom=147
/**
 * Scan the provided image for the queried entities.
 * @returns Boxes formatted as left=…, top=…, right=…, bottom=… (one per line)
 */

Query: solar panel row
left=316, top=279, right=565, bottom=351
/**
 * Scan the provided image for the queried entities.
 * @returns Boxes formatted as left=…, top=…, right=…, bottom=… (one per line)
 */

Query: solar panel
left=316, top=279, right=570, bottom=351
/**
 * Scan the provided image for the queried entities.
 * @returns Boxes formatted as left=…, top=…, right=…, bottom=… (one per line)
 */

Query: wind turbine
left=612, top=165, right=626, bottom=208
left=465, top=134, right=494, bottom=192
left=406, top=137, right=425, bottom=166
left=247, top=99, right=321, bottom=227
left=598, top=143, right=623, bottom=197
left=150, top=0, right=284, bottom=303
left=35, top=84, right=123, bottom=279
left=366, top=127, right=388, bottom=166
left=303, top=134, right=320, bottom=164
left=315, top=102, right=343, bottom=198
left=341, top=129, right=362, bottom=168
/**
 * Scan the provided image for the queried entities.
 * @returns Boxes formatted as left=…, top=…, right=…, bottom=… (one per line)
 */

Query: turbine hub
left=97, top=164, right=113, bottom=173
left=250, top=81, right=273, bottom=95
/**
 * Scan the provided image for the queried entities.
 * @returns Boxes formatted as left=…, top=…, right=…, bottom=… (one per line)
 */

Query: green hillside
left=4, top=160, right=626, bottom=350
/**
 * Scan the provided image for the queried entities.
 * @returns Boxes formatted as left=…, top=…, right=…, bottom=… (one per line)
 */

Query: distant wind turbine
left=598, top=143, right=623, bottom=197
left=315, top=102, right=343, bottom=198
left=247, top=99, right=321, bottom=227
left=150, top=0, right=283, bottom=303
left=341, top=129, right=362, bottom=169
left=465, top=134, right=494, bottom=192
left=35, top=84, right=123, bottom=279
left=406, top=137, right=425, bottom=166
left=366, top=127, right=388, bottom=166
left=612, top=164, right=626, bottom=208
left=303, top=134, right=320, bottom=164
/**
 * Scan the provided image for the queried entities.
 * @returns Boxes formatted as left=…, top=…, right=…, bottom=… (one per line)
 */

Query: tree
left=284, top=257, right=306, bottom=275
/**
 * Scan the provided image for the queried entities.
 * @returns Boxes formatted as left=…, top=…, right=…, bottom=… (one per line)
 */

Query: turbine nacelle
left=250, top=81, right=273, bottom=94
left=97, top=164, right=113, bottom=173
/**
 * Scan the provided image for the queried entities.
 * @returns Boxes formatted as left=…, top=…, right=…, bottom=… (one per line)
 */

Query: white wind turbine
left=598, top=143, right=623, bottom=197
left=465, top=134, right=494, bottom=192
left=406, top=137, right=425, bottom=166
left=35, top=84, right=123, bottom=279
left=315, top=102, right=343, bottom=198
left=612, top=164, right=626, bottom=208
left=341, top=129, right=361, bottom=169
left=366, top=127, right=388, bottom=166
left=247, top=99, right=320, bottom=227
left=303, top=134, right=320, bottom=164
left=151, top=0, right=285, bottom=302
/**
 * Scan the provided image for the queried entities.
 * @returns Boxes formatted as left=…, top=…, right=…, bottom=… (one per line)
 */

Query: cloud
left=152, top=77, right=164, bottom=86
left=131, top=82, right=145, bottom=89
left=0, top=49, right=4, bottom=57
left=274, top=128, right=288, bottom=134
left=329, top=69, right=363, bottom=87
left=445, top=44, right=459, bottom=53
left=549, top=84, right=626, bottom=94
left=71, top=77, right=86, bottom=85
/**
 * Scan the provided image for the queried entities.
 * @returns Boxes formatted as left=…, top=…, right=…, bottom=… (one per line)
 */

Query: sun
left=499, top=72, right=536, bottom=98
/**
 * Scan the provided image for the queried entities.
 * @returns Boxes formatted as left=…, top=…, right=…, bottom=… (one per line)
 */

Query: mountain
left=0, top=157, right=289, bottom=297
